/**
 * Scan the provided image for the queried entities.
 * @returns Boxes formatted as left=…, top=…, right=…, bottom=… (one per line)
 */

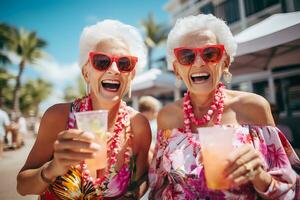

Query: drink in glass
left=198, top=126, right=236, bottom=190
left=75, top=110, right=108, bottom=179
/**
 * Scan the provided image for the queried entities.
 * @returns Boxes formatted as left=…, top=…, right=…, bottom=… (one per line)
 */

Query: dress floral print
left=149, top=125, right=300, bottom=200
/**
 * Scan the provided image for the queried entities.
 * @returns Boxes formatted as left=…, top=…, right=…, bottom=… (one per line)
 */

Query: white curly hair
left=167, top=14, right=237, bottom=70
left=79, top=19, right=147, bottom=73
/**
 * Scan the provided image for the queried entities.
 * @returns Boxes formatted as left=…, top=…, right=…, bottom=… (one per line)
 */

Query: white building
left=162, top=0, right=300, bottom=140
left=165, top=0, right=299, bottom=34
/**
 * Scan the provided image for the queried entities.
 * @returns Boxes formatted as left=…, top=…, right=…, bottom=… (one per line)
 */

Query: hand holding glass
left=198, top=126, right=236, bottom=190
left=75, top=110, right=108, bottom=179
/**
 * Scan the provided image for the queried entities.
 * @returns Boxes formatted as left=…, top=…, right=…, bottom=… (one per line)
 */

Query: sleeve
left=251, top=126, right=300, bottom=200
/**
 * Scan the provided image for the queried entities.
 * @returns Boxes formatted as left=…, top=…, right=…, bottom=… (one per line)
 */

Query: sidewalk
left=0, top=134, right=37, bottom=200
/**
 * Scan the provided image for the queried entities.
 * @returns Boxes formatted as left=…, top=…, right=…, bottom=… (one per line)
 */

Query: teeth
left=191, top=73, right=209, bottom=78
left=102, top=80, right=120, bottom=84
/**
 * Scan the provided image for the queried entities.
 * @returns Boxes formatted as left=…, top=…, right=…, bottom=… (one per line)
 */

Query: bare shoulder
left=42, top=103, right=71, bottom=125
left=20, top=103, right=71, bottom=171
left=35, top=102, right=71, bottom=144
left=157, top=99, right=183, bottom=130
left=227, top=90, right=275, bottom=126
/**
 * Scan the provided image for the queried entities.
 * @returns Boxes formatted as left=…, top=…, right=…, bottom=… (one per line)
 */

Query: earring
left=85, top=84, right=90, bottom=96
left=223, top=70, right=232, bottom=83
left=128, top=85, right=132, bottom=98
left=175, top=76, right=182, bottom=88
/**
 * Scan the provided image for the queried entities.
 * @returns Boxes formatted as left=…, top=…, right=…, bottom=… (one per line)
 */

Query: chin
left=101, top=93, right=122, bottom=103
left=91, top=90, right=121, bottom=106
left=189, top=82, right=214, bottom=94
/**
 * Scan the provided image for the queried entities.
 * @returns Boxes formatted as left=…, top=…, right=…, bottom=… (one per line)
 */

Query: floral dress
left=41, top=96, right=141, bottom=200
left=149, top=125, right=300, bottom=200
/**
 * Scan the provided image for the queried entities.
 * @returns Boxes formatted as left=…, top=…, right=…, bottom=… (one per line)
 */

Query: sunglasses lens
left=92, top=54, right=111, bottom=70
left=177, top=49, right=195, bottom=65
left=118, top=57, right=133, bottom=72
left=202, top=47, right=222, bottom=63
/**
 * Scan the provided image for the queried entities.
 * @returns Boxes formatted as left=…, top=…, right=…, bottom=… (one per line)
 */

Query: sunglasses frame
left=174, top=44, right=225, bottom=66
left=89, top=52, right=138, bottom=73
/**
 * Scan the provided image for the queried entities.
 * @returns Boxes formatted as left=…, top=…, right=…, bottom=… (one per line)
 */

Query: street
left=0, top=134, right=37, bottom=200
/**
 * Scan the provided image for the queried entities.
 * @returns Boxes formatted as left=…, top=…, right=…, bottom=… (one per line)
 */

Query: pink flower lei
left=183, top=82, right=225, bottom=149
left=75, top=95, right=132, bottom=189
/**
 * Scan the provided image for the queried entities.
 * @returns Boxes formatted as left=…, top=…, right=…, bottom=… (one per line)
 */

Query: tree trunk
left=148, top=47, right=152, bottom=69
left=34, top=102, right=40, bottom=117
left=13, top=60, right=25, bottom=113
left=0, top=84, right=3, bottom=99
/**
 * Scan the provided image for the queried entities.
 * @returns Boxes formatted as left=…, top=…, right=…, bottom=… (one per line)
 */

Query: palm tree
left=63, top=75, right=86, bottom=102
left=0, top=68, right=15, bottom=102
left=141, top=13, right=168, bottom=69
left=0, top=23, right=12, bottom=65
left=20, top=78, right=52, bottom=116
left=3, top=25, right=47, bottom=113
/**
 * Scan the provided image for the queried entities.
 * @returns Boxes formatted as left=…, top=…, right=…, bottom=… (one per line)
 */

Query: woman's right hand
left=44, top=129, right=101, bottom=179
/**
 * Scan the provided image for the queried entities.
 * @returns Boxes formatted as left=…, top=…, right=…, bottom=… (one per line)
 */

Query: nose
left=193, top=52, right=205, bottom=66
left=107, top=61, right=120, bottom=74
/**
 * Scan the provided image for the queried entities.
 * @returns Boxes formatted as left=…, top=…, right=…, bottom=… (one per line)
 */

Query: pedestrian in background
left=138, top=96, right=161, bottom=159
left=0, top=98, right=10, bottom=156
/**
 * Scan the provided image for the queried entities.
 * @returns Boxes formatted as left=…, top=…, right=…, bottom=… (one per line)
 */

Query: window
left=215, top=0, right=240, bottom=24
left=244, top=0, right=280, bottom=16
left=200, top=2, right=215, bottom=14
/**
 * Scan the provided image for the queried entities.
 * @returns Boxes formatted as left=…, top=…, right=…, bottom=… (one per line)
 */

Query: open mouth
left=191, top=72, right=210, bottom=83
left=101, top=80, right=121, bottom=92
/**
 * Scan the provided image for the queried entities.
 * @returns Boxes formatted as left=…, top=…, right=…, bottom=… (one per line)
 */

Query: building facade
left=164, top=0, right=300, bottom=145
left=165, top=0, right=299, bottom=34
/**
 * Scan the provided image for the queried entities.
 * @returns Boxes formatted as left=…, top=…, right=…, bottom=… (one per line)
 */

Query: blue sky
left=0, top=0, right=170, bottom=111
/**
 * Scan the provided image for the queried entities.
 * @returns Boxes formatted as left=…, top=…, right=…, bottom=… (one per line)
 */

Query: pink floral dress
left=149, top=125, right=300, bottom=200
left=41, top=97, right=141, bottom=200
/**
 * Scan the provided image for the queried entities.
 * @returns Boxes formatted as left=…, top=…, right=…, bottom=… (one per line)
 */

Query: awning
left=131, top=68, right=179, bottom=96
left=231, top=12, right=300, bottom=75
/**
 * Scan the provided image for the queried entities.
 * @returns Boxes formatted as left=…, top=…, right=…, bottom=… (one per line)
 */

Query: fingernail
left=90, top=143, right=101, bottom=150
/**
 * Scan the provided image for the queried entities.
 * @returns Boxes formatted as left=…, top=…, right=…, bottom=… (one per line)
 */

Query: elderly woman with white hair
left=149, top=14, right=300, bottom=199
left=17, top=20, right=151, bottom=199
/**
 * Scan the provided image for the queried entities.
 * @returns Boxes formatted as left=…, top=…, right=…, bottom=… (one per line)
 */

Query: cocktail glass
left=198, top=126, right=236, bottom=190
left=75, top=110, right=108, bottom=179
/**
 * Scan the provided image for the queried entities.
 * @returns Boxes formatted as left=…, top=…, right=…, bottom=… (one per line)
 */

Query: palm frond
left=0, top=53, right=11, bottom=65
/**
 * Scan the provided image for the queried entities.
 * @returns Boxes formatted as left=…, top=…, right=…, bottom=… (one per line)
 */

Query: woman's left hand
left=224, top=144, right=265, bottom=187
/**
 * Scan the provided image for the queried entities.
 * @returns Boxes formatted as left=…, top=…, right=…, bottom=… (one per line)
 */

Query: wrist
left=40, top=162, right=56, bottom=184
left=251, top=167, right=272, bottom=192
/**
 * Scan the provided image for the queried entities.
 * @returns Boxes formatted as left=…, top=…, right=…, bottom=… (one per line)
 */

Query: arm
left=16, top=103, right=100, bottom=195
left=226, top=93, right=298, bottom=199
left=16, top=104, right=69, bottom=195
left=130, top=112, right=151, bottom=199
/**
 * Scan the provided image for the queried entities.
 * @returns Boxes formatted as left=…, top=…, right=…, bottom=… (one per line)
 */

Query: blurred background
left=0, top=0, right=299, bottom=199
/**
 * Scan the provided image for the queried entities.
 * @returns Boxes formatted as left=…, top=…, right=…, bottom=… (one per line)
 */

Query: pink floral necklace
left=183, top=83, right=225, bottom=149
left=75, top=95, right=132, bottom=187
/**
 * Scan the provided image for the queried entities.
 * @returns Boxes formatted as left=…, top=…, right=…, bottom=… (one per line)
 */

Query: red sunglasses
left=89, top=52, right=138, bottom=73
left=174, top=44, right=225, bottom=66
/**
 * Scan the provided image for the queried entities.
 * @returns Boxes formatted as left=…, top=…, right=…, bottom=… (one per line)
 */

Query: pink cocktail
left=198, top=126, right=236, bottom=190
left=75, top=110, right=108, bottom=179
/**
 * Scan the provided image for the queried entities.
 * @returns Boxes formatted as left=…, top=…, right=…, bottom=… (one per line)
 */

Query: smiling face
left=82, top=38, right=135, bottom=108
left=173, top=30, right=228, bottom=95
